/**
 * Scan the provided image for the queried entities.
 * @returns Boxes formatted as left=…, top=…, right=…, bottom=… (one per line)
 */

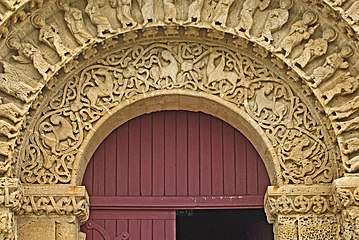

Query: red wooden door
left=82, top=111, right=270, bottom=240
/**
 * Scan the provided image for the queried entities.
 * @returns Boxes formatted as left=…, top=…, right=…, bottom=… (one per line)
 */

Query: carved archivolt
left=0, top=0, right=356, bottom=187
left=0, top=0, right=356, bottom=182
left=15, top=40, right=338, bottom=186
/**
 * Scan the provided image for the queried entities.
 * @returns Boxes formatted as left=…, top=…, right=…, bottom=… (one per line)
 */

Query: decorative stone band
left=332, top=176, right=359, bottom=210
left=18, top=185, right=89, bottom=224
left=0, top=178, right=23, bottom=212
left=264, top=185, right=336, bottom=223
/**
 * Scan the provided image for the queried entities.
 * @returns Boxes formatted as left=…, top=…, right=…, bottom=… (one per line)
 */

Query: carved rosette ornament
left=17, top=40, right=337, bottom=185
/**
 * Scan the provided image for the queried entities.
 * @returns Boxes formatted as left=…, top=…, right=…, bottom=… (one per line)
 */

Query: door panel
left=82, top=111, right=270, bottom=240
left=84, top=211, right=176, bottom=240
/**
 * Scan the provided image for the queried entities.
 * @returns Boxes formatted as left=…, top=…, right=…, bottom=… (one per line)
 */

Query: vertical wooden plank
left=153, top=220, right=165, bottom=240
left=152, top=112, right=165, bottom=196
left=165, top=219, right=176, bottom=240
left=129, top=220, right=140, bottom=240
left=199, top=113, right=211, bottom=195
left=176, top=111, right=188, bottom=196
left=116, top=123, right=129, bottom=196
left=235, top=131, right=247, bottom=195
left=93, top=141, right=105, bottom=196
left=129, top=118, right=141, bottom=196
left=93, top=220, right=105, bottom=240
left=257, top=155, right=270, bottom=196
left=223, top=123, right=235, bottom=195
left=105, top=219, right=116, bottom=239
left=165, top=112, right=176, bottom=196
left=105, top=131, right=117, bottom=196
left=82, top=156, right=93, bottom=195
left=116, top=220, right=129, bottom=238
left=247, top=141, right=258, bottom=195
left=141, top=114, right=152, bottom=196
left=140, top=220, right=152, bottom=240
left=211, top=117, right=223, bottom=196
left=187, top=112, right=200, bottom=196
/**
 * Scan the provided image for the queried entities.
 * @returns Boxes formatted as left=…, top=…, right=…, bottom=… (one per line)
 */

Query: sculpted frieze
left=17, top=40, right=337, bottom=185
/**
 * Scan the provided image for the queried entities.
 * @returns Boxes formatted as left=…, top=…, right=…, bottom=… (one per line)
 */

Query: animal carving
left=206, top=52, right=240, bottom=91
left=42, top=115, right=76, bottom=152
left=42, top=115, right=77, bottom=169
left=282, top=138, right=316, bottom=178
left=83, top=69, right=115, bottom=109
left=253, top=84, right=287, bottom=119
left=150, top=50, right=179, bottom=84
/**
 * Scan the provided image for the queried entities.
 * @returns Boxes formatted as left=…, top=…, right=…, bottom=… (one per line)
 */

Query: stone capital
left=19, top=185, right=89, bottom=224
left=265, top=184, right=335, bottom=223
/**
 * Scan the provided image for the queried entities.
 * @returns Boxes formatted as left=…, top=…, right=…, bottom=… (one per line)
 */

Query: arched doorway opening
left=81, top=110, right=271, bottom=239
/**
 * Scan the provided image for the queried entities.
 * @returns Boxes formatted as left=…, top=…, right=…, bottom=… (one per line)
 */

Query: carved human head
left=280, top=0, right=293, bottom=9
left=57, top=0, right=69, bottom=11
left=109, top=0, right=117, bottom=8
left=302, top=10, right=317, bottom=25
left=5, top=36, right=21, bottom=50
left=339, top=45, right=354, bottom=58
left=31, top=13, right=46, bottom=28
left=322, top=27, right=337, bottom=42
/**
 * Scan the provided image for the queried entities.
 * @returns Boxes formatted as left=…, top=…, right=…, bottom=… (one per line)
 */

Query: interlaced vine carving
left=19, top=41, right=335, bottom=185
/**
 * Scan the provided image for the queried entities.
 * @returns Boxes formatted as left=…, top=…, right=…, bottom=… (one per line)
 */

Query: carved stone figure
left=275, top=10, right=318, bottom=57
left=0, top=25, right=9, bottom=39
left=186, top=0, right=204, bottom=23
left=0, top=0, right=20, bottom=10
left=342, top=137, right=359, bottom=155
left=10, top=39, right=55, bottom=80
left=150, top=50, right=179, bottom=84
left=58, top=0, right=93, bottom=46
left=282, top=137, right=316, bottom=177
left=109, top=0, right=137, bottom=27
left=85, top=0, right=116, bottom=37
left=0, top=57, right=42, bottom=102
left=42, top=115, right=76, bottom=153
left=330, top=94, right=359, bottom=120
left=321, top=73, right=359, bottom=105
left=293, top=27, right=337, bottom=68
left=163, top=0, right=177, bottom=23
left=0, top=98, right=27, bottom=123
left=345, top=1, right=359, bottom=25
left=253, top=83, right=287, bottom=119
left=311, top=45, right=353, bottom=88
left=83, top=69, right=115, bottom=109
left=0, top=121, right=20, bottom=139
left=336, top=116, right=359, bottom=134
left=330, top=0, right=347, bottom=6
left=236, top=0, right=270, bottom=37
left=206, top=51, right=242, bottom=92
left=31, top=13, right=74, bottom=61
left=138, top=0, right=154, bottom=25
left=0, top=141, right=12, bottom=157
left=211, top=0, right=235, bottom=27
left=260, top=0, right=293, bottom=43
